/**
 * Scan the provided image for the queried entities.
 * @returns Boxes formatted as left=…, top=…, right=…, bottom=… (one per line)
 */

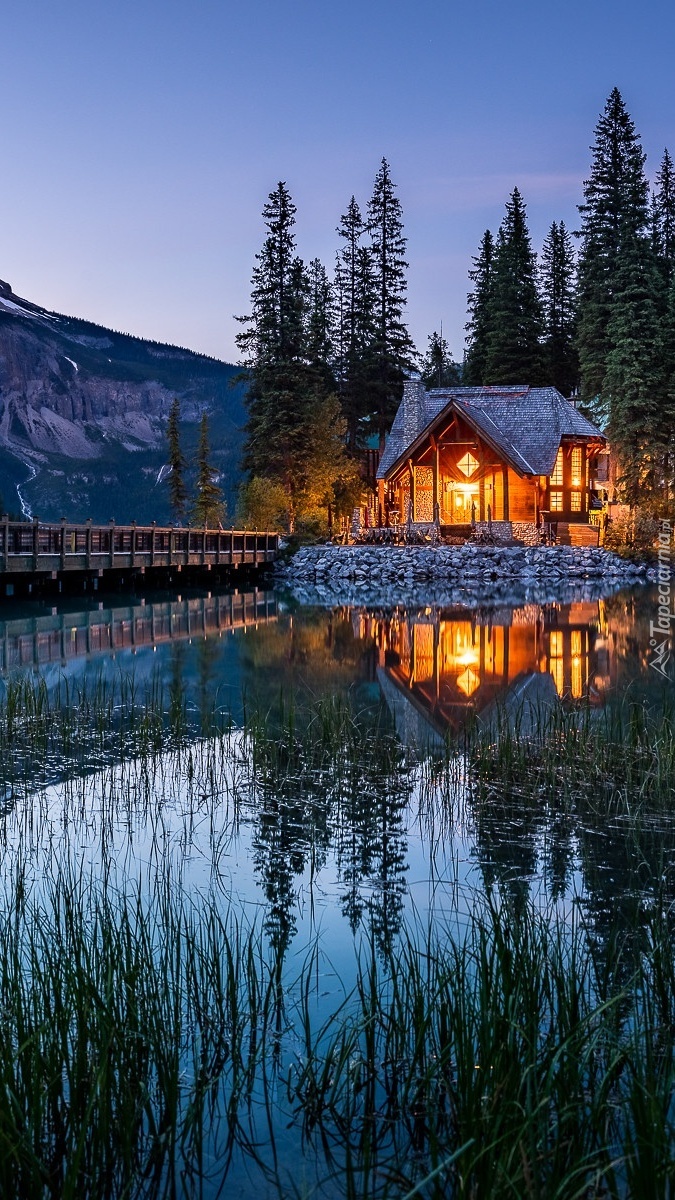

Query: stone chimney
left=402, top=372, right=426, bottom=445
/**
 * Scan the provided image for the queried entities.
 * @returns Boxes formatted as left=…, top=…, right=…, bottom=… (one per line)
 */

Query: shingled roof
left=377, top=381, right=605, bottom=480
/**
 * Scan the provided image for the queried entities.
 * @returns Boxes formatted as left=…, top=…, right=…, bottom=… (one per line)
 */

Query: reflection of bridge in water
left=0, top=590, right=277, bottom=673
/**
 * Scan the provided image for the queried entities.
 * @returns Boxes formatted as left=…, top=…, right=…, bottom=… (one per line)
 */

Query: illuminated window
left=550, top=631, right=563, bottom=657
left=549, top=630, right=564, bottom=696
left=571, top=447, right=582, bottom=486
left=570, top=492, right=581, bottom=511
left=550, top=492, right=563, bottom=511
left=457, top=667, right=480, bottom=697
left=550, top=448, right=564, bottom=486
left=457, top=451, right=479, bottom=477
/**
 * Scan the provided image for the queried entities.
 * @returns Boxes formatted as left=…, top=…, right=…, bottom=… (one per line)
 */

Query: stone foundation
left=473, top=520, right=514, bottom=544
left=511, top=521, right=542, bottom=546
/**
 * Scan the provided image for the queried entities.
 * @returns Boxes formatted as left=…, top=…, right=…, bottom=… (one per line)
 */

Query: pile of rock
left=274, top=542, right=651, bottom=609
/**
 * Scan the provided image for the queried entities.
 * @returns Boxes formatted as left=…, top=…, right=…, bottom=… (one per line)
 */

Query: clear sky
left=3, top=0, right=674, bottom=365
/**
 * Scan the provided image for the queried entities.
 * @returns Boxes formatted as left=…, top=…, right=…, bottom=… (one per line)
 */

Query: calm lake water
left=1, top=580, right=671, bottom=947
left=0, top=581, right=672, bottom=1195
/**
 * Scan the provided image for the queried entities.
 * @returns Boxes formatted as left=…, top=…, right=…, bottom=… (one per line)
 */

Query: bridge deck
left=0, top=520, right=279, bottom=577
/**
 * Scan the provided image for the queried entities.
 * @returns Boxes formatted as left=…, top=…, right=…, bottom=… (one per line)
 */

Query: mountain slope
left=0, top=280, right=246, bottom=523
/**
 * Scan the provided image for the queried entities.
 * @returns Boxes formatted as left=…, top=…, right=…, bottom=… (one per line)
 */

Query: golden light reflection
left=378, top=604, right=601, bottom=734
left=456, top=666, right=480, bottom=696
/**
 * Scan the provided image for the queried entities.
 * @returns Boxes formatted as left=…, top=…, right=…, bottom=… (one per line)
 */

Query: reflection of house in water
left=353, top=601, right=615, bottom=742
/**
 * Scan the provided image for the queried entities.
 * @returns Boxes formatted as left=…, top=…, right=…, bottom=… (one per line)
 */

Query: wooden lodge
left=376, top=379, right=606, bottom=543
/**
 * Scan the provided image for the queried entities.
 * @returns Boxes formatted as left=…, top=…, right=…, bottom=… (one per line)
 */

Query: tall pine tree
left=576, top=89, right=669, bottom=506
left=653, top=149, right=675, bottom=286
left=482, top=188, right=545, bottom=385
left=237, top=183, right=357, bottom=531
left=366, top=159, right=415, bottom=449
left=464, top=230, right=494, bottom=385
left=540, top=221, right=578, bottom=396
left=236, top=183, right=314, bottom=520
left=420, top=330, right=461, bottom=389
left=576, top=89, right=651, bottom=406
left=334, top=197, right=375, bottom=450
left=192, top=413, right=225, bottom=526
left=165, top=397, right=188, bottom=521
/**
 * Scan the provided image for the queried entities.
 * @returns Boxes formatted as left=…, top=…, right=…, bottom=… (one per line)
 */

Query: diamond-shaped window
left=458, top=452, right=478, bottom=477
left=456, top=666, right=480, bottom=696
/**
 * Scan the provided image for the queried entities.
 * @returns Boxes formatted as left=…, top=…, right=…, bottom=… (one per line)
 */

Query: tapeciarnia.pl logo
left=649, top=519, right=674, bottom=680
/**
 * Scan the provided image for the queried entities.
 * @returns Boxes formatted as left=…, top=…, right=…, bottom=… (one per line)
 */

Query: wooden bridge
left=0, top=519, right=280, bottom=595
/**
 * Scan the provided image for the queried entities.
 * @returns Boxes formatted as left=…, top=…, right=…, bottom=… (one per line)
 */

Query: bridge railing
left=0, top=519, right=280, bottom=573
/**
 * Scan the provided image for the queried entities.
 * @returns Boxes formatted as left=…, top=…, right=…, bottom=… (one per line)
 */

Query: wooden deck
left=0, top=519, right=279, bottom=581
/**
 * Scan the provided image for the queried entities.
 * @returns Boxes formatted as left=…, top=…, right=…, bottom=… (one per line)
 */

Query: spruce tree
left=192, top=413, right=225, bottom=526
left=482, top=188, right=545, bottom=385
left=335, top=197, right=375, bottom=450
left=653, top=149, right=675, bottom=285
left=576, top=89, right=669, bottom=506
left=366, top=158, right=415, bottom=449
left=420, top=330, right=461, bottom=388
left=540, top=221, right=578, bottom=396
left=237, top=183, right=357, bottom=532
left=603, top=249, right=668, bottom=506
left=166, top=397, right=188, bottom=521
left=576, top=89, right=650, bottom=406
left=464, top=230, right=494, bottom=385
left=236, top=182, right=312, bottom=492
left=305, top=258, right=335, bottom=381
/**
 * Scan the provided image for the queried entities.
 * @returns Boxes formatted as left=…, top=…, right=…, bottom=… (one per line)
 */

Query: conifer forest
left=236, top=90, right=675, bottom=527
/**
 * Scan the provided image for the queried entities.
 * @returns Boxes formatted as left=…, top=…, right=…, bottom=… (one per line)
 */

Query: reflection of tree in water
left=248, top=708, right=412, bottom=957
left=468, top=705, right=675, bottom=981
left=470, top=786, right=577, bottom=911
left=196, top=632, right=219, bottom=731
left=334, top=742, right=412, bottom=954
left=237, top=607, right=382, bottom=729
left=250, top=758, right=331, bottom=956
left=168, top=641, right=187, bottom=730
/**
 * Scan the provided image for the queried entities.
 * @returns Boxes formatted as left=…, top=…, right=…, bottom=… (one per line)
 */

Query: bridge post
left=32, top=517, right=39, bottom=572
left=60, top=517, right=67, bottom=572
left=131, top=522, right=136, bottom=568
left=86, top=519, right=92, bottom=569
left=202, top=525, right=207, bottom=566
left=1, top=516, right=8, bottom=573
left=151, top=521, right=156, bottom=566
left=109, top=520, right=115, bottom=569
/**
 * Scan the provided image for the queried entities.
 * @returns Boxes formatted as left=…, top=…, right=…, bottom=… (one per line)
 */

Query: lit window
left=550, top=492, right=563, bottom=511
left=549, top=630, right=564, bottom=696
left=457, top=667, right=480, bottom=697
left=570, top=492, right=581, bottom=511
left=550, top=448, right=564, bottom=486
left=571, top=447, right=582, bottom=486
left=457, top=451, right=479, bottom=477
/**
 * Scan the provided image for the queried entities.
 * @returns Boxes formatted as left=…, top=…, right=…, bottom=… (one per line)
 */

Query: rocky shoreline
left=274, top=543, right=654, bottom=609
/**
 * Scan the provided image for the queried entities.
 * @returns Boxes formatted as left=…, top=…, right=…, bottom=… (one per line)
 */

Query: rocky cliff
left=0, top=280, right=246, bottom=523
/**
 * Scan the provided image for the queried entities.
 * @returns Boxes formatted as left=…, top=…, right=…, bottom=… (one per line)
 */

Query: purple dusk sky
left=3, top=0, right=674, bottom=365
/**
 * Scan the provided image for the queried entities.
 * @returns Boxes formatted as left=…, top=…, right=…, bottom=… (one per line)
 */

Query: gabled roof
left=377, top=384, right=605, bottom=480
